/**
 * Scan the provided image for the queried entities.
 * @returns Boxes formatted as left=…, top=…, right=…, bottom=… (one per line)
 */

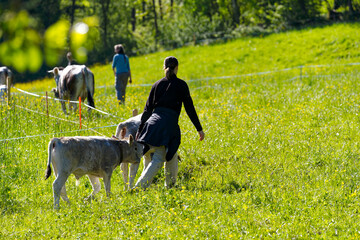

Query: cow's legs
left=60, top=101, right=67, bottom=114
left=53, top=173, right=70, bottom=209
left=164, top=152, right=179, bottom=189
left=128, top=162, right=140, bottom=189
left=120, top=163, right=129, bottom=190
left=87, top=174, right=101, bottom=199
left=103, top=173, right=112, bottom=197
left=69, top=101, right=78, bottom=112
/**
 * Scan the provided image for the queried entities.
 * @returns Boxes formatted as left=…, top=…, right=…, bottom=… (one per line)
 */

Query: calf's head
left=120, top=134, right=142, bottom=164
left=117, top=128, right=143, bottom=164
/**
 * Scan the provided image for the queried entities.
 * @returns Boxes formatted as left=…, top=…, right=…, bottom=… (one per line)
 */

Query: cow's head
left=51, top=88, right=59, bottom=98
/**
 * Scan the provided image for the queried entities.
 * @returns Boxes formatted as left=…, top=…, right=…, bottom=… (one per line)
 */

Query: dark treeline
left=1, top=0, right=360, bottom=82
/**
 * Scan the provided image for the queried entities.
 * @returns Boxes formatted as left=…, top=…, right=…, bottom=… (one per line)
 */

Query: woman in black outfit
left=134, top=56, right=205, bottom=190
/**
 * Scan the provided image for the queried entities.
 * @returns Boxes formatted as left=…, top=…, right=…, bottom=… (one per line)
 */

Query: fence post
left=46, top=91, right=49, bottom=118
left=6, top=75, right=10, bottom=106
left=79, top=96, right=82, bottom=129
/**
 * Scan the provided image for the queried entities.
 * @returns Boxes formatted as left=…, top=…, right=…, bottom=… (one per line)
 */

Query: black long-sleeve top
left=139, top=75, right=203, bottom=133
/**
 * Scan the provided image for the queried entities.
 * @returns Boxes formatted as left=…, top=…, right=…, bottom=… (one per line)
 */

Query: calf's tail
left=45, top=138, right=56, bottom=180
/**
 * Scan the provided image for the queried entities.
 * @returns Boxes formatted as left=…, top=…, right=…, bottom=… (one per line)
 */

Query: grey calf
left=45, top=135, right=139, bottom=208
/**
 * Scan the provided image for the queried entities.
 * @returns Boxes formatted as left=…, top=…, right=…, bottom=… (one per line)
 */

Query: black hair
left=164, top=56, right=178, bottom=79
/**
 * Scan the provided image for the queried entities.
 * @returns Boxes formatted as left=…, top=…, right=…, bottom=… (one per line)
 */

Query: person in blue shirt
left=112, top=44, right=132, bottom=104
left=66, top=52, right=78, bottom=65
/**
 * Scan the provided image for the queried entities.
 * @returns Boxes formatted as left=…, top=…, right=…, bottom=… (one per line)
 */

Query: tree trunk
left=152, top=0, right=159, bottom=39
left=170, top=0, right=174, bottom=15
left=100, top=0, right=111, bottom=48
left=231, top=0, right=240, bottom=25
left=298, top=0, right=308, bottom=20
left=142, top=0, right=146, bottom=22
left=158, top=0, right=163, bottom=20
left=131, top=7, right=136, bottom=31
left=348, top=0, right=354, bottom=14
left=70, top=0, right=76, bottom=27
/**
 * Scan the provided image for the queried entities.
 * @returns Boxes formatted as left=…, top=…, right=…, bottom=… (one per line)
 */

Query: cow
left=0, top=66, right=13, bottom=101
left=44, top=133, right=141, bottom=209
left=114, top=109, right=180, bottom=190
left=48, top=65, right=95, bottom=114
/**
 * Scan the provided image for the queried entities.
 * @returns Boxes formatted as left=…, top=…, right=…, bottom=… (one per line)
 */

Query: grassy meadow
left=1, top=23, right=360, bottom=238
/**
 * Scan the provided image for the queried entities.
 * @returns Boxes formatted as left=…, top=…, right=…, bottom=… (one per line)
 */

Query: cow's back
left=0, top=67, right=10, bottom=85
left=59, top=65, right=87, bottom=101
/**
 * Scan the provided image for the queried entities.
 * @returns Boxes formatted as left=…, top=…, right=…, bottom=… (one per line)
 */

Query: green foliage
left=1, top=23, right=360, bottom=238
left=0, top=9, right=99, bottom=72
left=0, top=11, right=42, bottom=72
left=2, top=0, right=360, bottom=74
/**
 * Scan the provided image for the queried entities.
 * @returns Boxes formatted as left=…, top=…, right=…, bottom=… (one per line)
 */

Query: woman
left=112, top=44, right=132, bottom=104
left=134, top=56, right=205, bottom=190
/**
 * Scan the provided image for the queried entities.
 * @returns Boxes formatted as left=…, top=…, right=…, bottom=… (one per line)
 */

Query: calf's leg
left=53, top=173, right=70, bottom=208
left=143, top=152, right=152, bottom=170
left=120, top=163, right=129, bottom=190
left=87, top=175, right=101, bottom=199
left=129, top=162, right=140, bottom=189
left=103, top=172, right=112, bottom=197
left=60, top=185, right=70, bottom=203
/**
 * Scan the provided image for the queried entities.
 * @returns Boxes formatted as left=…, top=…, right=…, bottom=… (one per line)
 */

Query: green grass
left=1, top=23, right=360, bottom=238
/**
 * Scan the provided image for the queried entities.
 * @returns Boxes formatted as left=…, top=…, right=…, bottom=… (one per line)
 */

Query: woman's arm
left=183, top=84, right=202, bottom=132
left=129, top=70, right=132, bottom=84
left=138, top=84, right=156, bottom=134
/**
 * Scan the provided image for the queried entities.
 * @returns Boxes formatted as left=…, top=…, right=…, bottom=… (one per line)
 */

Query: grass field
left=1, top=22, right=360, bottom=238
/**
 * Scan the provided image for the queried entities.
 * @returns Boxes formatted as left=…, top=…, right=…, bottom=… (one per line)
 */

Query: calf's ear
left=128, top=134, right=134, bottom=145
left=120, top=127, right=126, bottom=139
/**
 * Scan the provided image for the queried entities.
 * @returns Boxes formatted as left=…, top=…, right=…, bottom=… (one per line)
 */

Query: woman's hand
left=198, top=130, right=205, bottom=141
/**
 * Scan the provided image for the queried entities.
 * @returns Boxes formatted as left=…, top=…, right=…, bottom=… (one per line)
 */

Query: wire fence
left=2, top=62, right=360, bottom=143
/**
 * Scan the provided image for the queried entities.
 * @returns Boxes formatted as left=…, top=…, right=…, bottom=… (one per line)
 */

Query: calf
left=45, top=134, right=140, bottom=209
left=114, top=109, right=180, bottom=190
left=114, top=111, right=151, bottom=190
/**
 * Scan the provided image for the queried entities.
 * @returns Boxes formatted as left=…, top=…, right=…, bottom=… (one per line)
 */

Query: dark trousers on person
left=115, top=72, right=130, bottom=104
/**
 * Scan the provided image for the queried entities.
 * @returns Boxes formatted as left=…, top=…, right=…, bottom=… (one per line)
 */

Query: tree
left=231, top=0, right=240, bottom=25
left=152, top=0, right=159, bottom=39
left=98, top=0, right=111, bottom=48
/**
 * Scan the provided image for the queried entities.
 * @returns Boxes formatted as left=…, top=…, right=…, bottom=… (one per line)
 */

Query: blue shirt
left=112, top=54, right=130, bottom=74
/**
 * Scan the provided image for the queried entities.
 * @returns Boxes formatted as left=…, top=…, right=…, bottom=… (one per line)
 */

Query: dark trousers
left=115, top=72, right=130, bottom=104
